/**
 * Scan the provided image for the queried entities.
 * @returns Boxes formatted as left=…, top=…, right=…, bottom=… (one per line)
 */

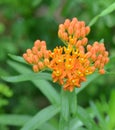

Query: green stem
left=59, top=89, right=70, bottom=130
left=69, top=89, right=77, bottom=117
left=59, top=88, right=77, bottom=130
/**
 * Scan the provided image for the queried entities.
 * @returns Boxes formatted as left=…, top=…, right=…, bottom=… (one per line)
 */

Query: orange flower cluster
left=50, top=45, right=95, bottom=91
left=23, top=17, right=109, bottom=92
left=23, top=40, right=51, bottom=72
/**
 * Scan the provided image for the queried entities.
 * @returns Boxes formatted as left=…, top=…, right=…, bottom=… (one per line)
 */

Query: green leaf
left=38, top=122, right=58, bottom=130
left=69, top=117, right=82, bottom=130
left=7, top=60, right=60, bottom=105
left=33, top=80, right=60, bottom=105
left=0, top=114, right=58, bottom=130
left=0, top=115, right=31, bottom=126
left=0, top=83, right=13, bottom=97
left=7, top=60, right=32, bottom=73
left=8, top=54, right=26, bottom=64
left=1, top=72, right=52, bottom=82
left=89, top=2, right=115, bottom=26
left=90, top=101, right=107, bottom=130
left=77, top=106, right=100, bottom=130
left=21, top=105, right=60, bottom=130
left=108, top=90, right=115, bottom=129
left=76, top=73, right=99, bottom=94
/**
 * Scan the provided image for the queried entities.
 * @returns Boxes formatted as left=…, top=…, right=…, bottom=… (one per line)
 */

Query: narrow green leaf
left=7, top=60, right=32, bottom=73
left=77, top=106, right=100, bottom=130
left=90, top=101, right=107, bottom=130
left=0, top=114, right=58, bottom=130
left=8, top=54, right=26, bottom=64
left=38, top=122, right=58, bottom=130
left=89, top=2, right=115, bottom=26
left=33, top=80, right=60, bottom=105
left=7, top=60, right=60, bottom=105
left=0, top=115, right=31, bottom=126
left=21, top=105, right=60, bottom=130
left=70, top=117, right=82, bottom=130
left=1, top=72, right=52, bottom=82
left=109, top=90, right=115, bottom=129
left=89, top=16, right=99, bottom=27
left=99, top=2, right=115, bottom=17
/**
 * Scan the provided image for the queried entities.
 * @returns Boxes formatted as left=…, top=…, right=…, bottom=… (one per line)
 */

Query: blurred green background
left=0, top=0, right=115, bottom=129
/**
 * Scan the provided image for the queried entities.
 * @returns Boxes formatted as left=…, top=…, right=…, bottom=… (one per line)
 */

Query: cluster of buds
left=23, top=40, right=51, bottom=72
left=23, top=17, right=109, bottom=92
left=58, top=18, right=90, bottom=47
left=86, top=42, right=109, bottom=74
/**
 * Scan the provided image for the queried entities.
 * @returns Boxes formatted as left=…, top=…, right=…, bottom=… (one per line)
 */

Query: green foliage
left=0, top=83, right=13, bottom=108
left=89, top=2, right=115, bottom=26
left=109, top=90, right=115, bottom=129
left=0, top=115, right=31, bottom=126
left=0, top=23, right=5, bottom=34
left=21, top=105, right=60, bottom=130
left=2, top=72, right=52, bottom=82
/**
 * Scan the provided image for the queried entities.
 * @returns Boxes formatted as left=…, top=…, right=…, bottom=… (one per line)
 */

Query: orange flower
left=23, top=40, right=51, bottom=72
left=23, top=17, right=109, bottom=92
left=49, top=45, right=95, bottom=92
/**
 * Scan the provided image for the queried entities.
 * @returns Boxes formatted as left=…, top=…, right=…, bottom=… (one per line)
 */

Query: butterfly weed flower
left=23, top=17, right=109, bottom=92
left=49, top=45, right=95, bottom=92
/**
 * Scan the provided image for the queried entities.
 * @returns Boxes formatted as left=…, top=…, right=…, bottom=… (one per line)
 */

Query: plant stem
left=69, top=89, right=77, bottom=117
left=59, top=88, right=77, bottom=130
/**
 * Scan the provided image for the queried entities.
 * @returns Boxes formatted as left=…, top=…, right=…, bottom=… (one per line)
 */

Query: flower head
left=49, top=45, right=95, bottom=92
left=23, top=17, right=109, bottom=92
